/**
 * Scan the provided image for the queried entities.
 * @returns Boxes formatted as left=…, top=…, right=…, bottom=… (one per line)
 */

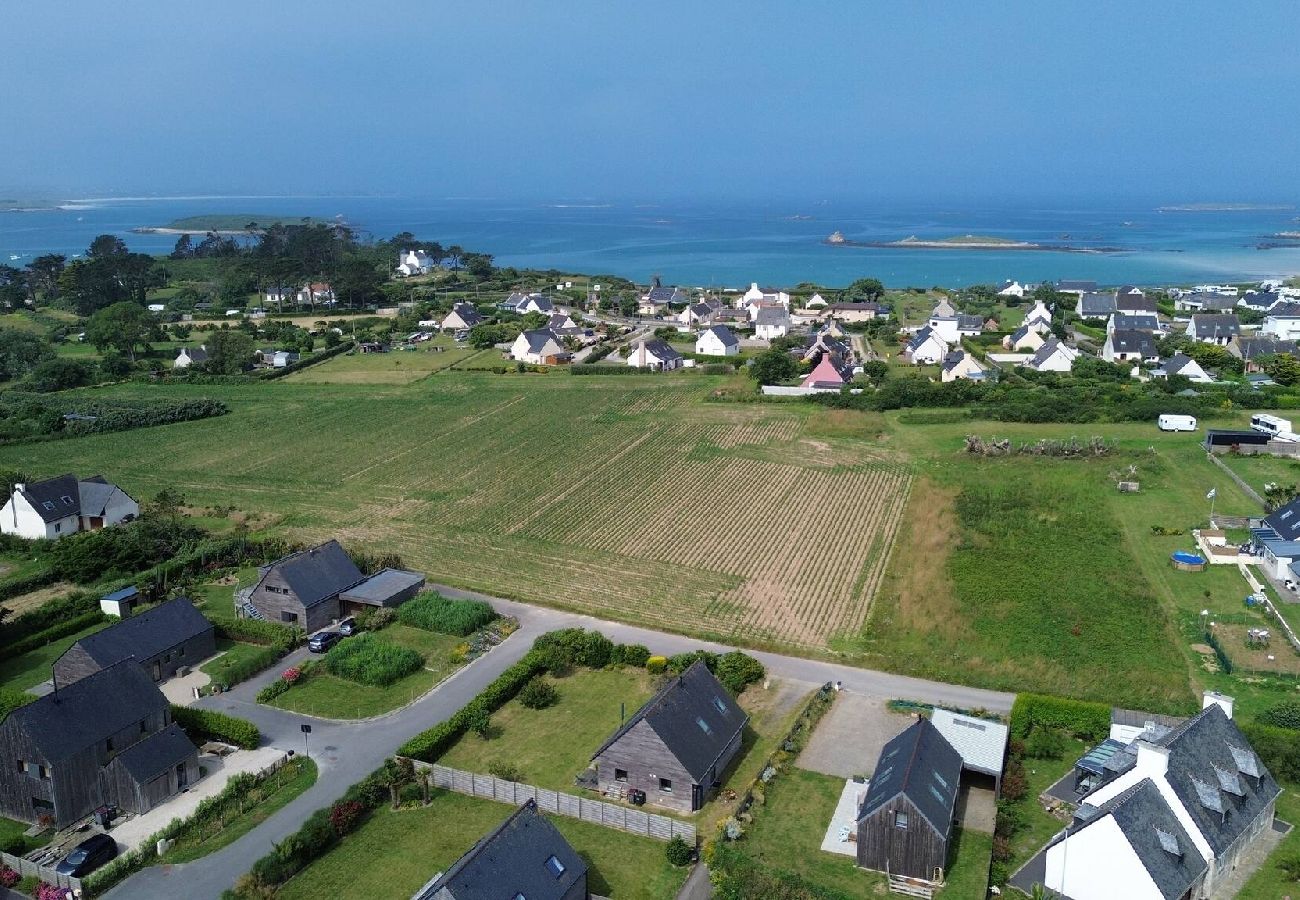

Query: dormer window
left=42, top=501, right=55, bottom=511
left=61, top=496, right=73, bottom=505
left=545, top=855, right=565, bottom=877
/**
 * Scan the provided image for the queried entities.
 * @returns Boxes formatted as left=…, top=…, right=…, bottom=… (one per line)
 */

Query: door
left=152, top=661, right=162, bottom=681
left=691, top=783, right=703, bottom=811
left=176, top=762, right=188, bottom=789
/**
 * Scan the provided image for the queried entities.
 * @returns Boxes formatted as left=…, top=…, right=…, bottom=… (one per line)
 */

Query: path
left=107, top=591, right=1013, bottom=899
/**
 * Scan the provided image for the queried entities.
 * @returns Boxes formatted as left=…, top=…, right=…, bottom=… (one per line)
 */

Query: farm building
left=0, top=473, right=139, bottom=541
left=855, top=716, right=963, bottom=883
left=511, top=330, right=567, bottom=365
left=53, top=596, right=215, bottom=686
left=590, top=660, right=747, bottom=814
left=0, top=661, right=198, bottom=827
left=626, top=339, right=683, bottom=371
left=696, top=324, right=740, bottom=356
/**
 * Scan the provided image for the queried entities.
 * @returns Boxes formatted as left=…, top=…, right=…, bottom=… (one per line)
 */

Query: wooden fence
left=1, top=848, right=82, bottom=894
left=406, top=761, right=695, bottom=843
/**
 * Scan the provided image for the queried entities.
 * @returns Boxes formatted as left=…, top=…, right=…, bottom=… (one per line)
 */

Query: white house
left=1, top=474, right=139, bottom=540
left=739, top=283, right=791, bottom=311
left=905, top=326, right=949, bottom=365
left=996, top=280, right=1025, bottom=298
left=173, top=346, right=208, bottom=369
left=805, top=292, right=828, bottom=309
left=510, top=330, right=565, bottom=365
left=754, top=306, right=791, bottom=340
left=1154, top=353, right=1213, bottom=384
left=1102, top=330, right=1159, bottom=364
left=441, top=303, right=484, bottom=331
left=941, top=350, right=987, bottom=382
left=1022, top=301, right=1053, bottom=333
left=638, top=277, right=687, bottom=316
left=1186, top=314, right=1240, bottom=345
left=1106, top=313, right=1160, bottom=334
left=696, top=325, right=740, bottom=356
left=546, top=313, right=579, bottom=335
left=626, top=339, right=683, bottom=371
left=397, top=249, right=435, bottom=276
left=265, top=282, right=335, bottom=308
left=928, top=312, right=983, bottom=343
left=1025, top=337, right=1079, bottom=372
left=1076, top=292, right=1117, bottom=319
left=1003, top=325, right=1046, bottom=353
left=505, top=292, right=556, bottom=315
left=678, top=301, right=718, bottom=326
left=1261, top=303, right=1300, bottom=340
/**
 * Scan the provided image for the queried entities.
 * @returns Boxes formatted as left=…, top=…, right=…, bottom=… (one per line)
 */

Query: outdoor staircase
left=240, top=601, right=265, bottom=621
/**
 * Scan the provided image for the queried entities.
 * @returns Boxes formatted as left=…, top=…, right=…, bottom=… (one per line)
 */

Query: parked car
left=338, top=617, right=359, bottom=637
left=56, top=833, right=118, bottom=877
left=308, top=631, right=342, bottom=653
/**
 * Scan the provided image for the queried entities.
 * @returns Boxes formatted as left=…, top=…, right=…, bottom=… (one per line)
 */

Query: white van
left=1158, top=414, right=1197, bottom=432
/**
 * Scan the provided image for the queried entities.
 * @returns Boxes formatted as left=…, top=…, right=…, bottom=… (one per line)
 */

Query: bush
left=467, top=707, right=491, bottom=738
left=329, top=799, right=365, bottom=836
left=213, top=618, right=299, bottom=653
left=1024, top=725, right=1068, bottom=760
left=1279, top=853, right=1300, bottom=882
left=1241, top=722, right=1300, bottom=782
left=488, top=760, right=524, bottom=782
left=1258, top=699, right=1300, bottom=730
left=397, top=592, right=497, bottom=636
left=715, top=651, right=765, bottom=694
left=614, top=643, right=650, bottom=667
left=666, top=835, right=694, bottom=867
left=324, top=634, right=423, bottom=687
left=0, top=609, right=106, bottom=662
left=646, top=655, right=667, bottom=675
left=1009, top=693, right=1110, bottom=741
left=357, top=606, right=397, bottom=631
left=531, top=628, right=614, bottom=670
left=47, top=515, right=206, bottom=583
left=256, top=678, right=292, bottom=703
left=171, top=705, right=260, bottom=749
left=518, top=677, right=559, bottom=710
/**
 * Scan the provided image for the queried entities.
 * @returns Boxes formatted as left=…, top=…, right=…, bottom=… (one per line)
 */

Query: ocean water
left=2, top=196, right=1299, bottom=289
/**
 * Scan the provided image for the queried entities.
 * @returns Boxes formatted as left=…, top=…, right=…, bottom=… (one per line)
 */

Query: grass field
left=0, top=620, right=110, bottom=694
left=275, top=790, right=688, bottom=900
left=199, top=639, right=268, bottom=686
left=1236, top=783, right=1300, bottom=899
left=287, top=343, right=477, bottom=384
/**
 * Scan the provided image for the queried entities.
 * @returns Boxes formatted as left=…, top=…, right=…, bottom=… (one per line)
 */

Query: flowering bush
left=0, top=866, right=19, bottom=888
left=37, top=882, right=68, bottom=900
left=282, top=666, right=302, bottom=684
left=328, top=799, right=365, bottom=836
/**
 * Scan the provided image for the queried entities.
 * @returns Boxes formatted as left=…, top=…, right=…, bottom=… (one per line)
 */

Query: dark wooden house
left=53, top=597, right=215, bottom=685
left=412, top=798, right=588, bottom=900
left=856, top=717, right=963, bottom=883
left=0, top=661, right=199, bottom=827
left=590, top=660, right=747, bottom=814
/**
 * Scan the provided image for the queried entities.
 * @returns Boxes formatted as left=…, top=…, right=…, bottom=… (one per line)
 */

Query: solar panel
left=1228, top=744, right=1260, bottom=778
left=1154, top=826, right=1181, bottom=857
left=1213, top=763, right=1244, bottom=796
left=1191, top=777, right=1224, bottom=814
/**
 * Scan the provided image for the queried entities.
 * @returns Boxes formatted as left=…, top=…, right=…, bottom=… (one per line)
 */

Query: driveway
left=798, top=692, right=916, bottom=778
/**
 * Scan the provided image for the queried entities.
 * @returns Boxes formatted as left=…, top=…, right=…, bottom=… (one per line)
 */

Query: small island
left=133, top=214, right=327, bottom=235
left=1158, top=202, right=1295, bottom=212
left=823, top=231, right=1129, bottom=253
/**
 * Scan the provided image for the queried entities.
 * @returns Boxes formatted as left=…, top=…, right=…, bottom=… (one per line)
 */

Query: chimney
left=1134, top=740, right=1170, bottom=778
left=1202, top=691, right=1235, bottom=720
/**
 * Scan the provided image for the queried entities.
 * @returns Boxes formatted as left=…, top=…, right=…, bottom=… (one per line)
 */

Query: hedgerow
left=396, top=592, right=497, bottom=636
left=171, top=705, right=260, bottom=749
left=1008, top=693, right=1110, bottom=742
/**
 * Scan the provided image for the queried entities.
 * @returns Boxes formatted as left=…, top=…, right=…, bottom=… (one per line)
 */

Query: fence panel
left=1, top=849, right=83, bottom=893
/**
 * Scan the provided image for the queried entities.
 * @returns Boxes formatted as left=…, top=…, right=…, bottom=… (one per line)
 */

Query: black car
left=308, top=630, right=342, bottom=653
left=55, top=832, right=118, bottom=877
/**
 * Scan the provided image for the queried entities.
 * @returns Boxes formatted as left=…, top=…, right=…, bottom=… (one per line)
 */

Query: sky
left=4, top=0, right=1299, bottom=205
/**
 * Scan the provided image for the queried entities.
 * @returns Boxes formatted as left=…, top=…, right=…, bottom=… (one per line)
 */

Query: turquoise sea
left=2, top=196, right=1299, bottom=289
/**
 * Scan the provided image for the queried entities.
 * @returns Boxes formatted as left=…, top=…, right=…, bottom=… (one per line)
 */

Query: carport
left=338, top=568, right=426, bottom=615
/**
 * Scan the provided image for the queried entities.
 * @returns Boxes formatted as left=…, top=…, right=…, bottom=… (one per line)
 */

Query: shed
left=929, top=709, right=1008, bottom=792
left=100, top=586, right=140, bottom=618
left=338, top=568, right=427, bottom=613
left=102, top=723, right=200, bottom=815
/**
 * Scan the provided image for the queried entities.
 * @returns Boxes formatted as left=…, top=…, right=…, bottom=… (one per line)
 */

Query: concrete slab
left=799, top=693, right=914, bottom=778
left=956, top=784, right=996, bottom=833
left=161, top=663, right=214, bottom=706
left=820, top=778, right=868, bottom=857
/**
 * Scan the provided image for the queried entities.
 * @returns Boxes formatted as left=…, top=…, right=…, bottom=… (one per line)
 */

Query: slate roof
left=941, top=350, right=970, bottom=373
left=1117, top=284, right=1145, bottom=297
left=955, top=314, right=983, bottom=331
left=688, top=302, right=714, bottom=320
left=755, top=306, right=790, bottom=327
left=857, top=717, right=962, bottom=837
left=1244, top=291, right=1282, bottom=310
left=1024, top=303, right=1053, bottom=322
left=109, top=722, right=197, bottom=783
left=1233, top=336, right=1297, bottom=359
left=259, top=540, right=365, bottom=609
left=1078, top=292, right=1118, bottom=316
left=1162, top=353, right=1203, bottom=378
left=930, top=297, right=956, bottom=317
left=827, top=302, right=885, bottom=313
left=907, top=325, right=943, bottom=353
left=643, top=277, right=677, bottom=305
left=1029, top=337, right=1071, bottom=368
left=641, top=338, right=683, bottom=361
left=1186, top=293, right=1237, bottom=311
left=515, top=293, right=554, bottom=313
left=929, top=709, right=1008, bottom=778
left=7, top=661, right=168, bottom=762
left=1264, top=496, right=1300, bottom=542
left=702, top=325, right=739, bottom=348
left=414, top=799, right=586, bottom=900
left=1009, top=324, right=1033, bottom=343
left=1111, top=313, right=1160, bottom=332
left=72, top=597, right=212, bottom=668
left=1118, top=296, right=1158, bottom=313
left=16, top=474, right=81, bottom=523
left=1190, top=314, right=1240, bottom=337
left=339, top=568, right=425, bottom=606
left=177, top=346, right=208, bottom=362
left=1058, top=280, right=1099, bottom=292
left=1266, top=301, right=1300, bottom=318
left=1108, top=330, right=1158, bottom=357
left=520, top=329, right=561, bottom=354
left=446, top=303, right=483, bottom=326
left=592, top=660, right=747, bottom=784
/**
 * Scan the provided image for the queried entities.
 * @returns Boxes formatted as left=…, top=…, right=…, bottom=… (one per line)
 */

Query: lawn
left=1006, top=740, right=1086, bottom=872
left=160, top=757, right=317, bottom=864
left=287, top=343, right=477, bottom=384
left=275, top=790, right=688, bottom=900
left=438, top=667, right=655, bottom=790
left=267, top=625, right=462, bottom=719
left=199, top=639, right=269, bottom=686
left=0, top=619, right=111, bottom=694
left=0, top=814, right=29, bottom=847
left=1236, top=780, right=1300, bottom=899
left=191, top=565, right=258, bottom=621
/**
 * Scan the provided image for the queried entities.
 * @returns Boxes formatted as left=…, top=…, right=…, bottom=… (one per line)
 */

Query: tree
left=332, top=258, right=385, bottom=308
left=26, top=254, right=66, bottom=301
left=446, top=245, right=464, bottom=270
left=846, top=277, right=885, bottom=301
left=463, top=252, right=494, bottom=280
left=861, top=359, right=889, bottom=385
left=206, top=330, right=255, bottom=374
left=0, top=330, right=53, bottom=381
left=0, top=265, right=27, bottom=309
left=85, top=301, right=152, bottom=361
left=749, top=348, right=799, bottom=385
left=170, top=234, right=194, bottom=259
left=520, top=311, right=549, bottom=331
left=1264, top=353, right=1300, bottom=387
left=88, top=234, right=128, bottom=259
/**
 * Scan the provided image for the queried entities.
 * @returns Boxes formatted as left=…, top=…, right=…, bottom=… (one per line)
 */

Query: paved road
left=108, top=591, right=1011, bottom=899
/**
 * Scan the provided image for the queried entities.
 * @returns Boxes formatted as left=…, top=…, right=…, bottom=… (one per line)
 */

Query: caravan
left=1157, top=414, right=1197, bottom=432
left=1250, top=413, right=1299, bottom=442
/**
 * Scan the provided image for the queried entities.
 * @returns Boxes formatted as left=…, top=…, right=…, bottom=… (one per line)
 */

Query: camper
left=1250, top=413, right=1299, bottom=442
left=1157, top=414, right=1198, bottom=432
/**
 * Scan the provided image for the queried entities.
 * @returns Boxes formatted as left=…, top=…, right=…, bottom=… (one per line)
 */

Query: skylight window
left=712, top=696, right=728, bottom=715
left=933, top=772, right=950, bottom=791
left=696, top=717, right=713, bottom=736
left=929, top=784, right=947, bottom=805
left=545, top=855, right=565, bottom=878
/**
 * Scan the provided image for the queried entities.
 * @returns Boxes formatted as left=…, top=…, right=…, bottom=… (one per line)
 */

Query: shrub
left=324, top=634, right=422, bottom=687
left=0, top=865, right=18, bottom=889
left=448, top=642, right=470, bottom=665
left=256, top=679, right=291, bottom=703
left=518, top=677, right=559, bottom=710
left=666, top=835, right=694, bottom=867
left=208, top=643, right=281, bottom=688
left=531, top=628, right=614, bottom=670
left=991, top=834, right=1012, bottom=863
left=614, top=643, right=650, bottom=667
left=715, top=651, right=765, bottom=694
left=1258, top=700, right=1300, bottom=730
left=467, top=707, right=491, bottom=738
left=488, top=760, right=523, bottom=782
left=646, top=655, right=667, bottom=675
left=1279, top=853, right=1300, bottom=882
left=1241, top=722, right=1300, bottom=782
left=1024, top=725, right=1068, bottom=760
left=37, top=883, right=66, bottom=900
left=1009, top=693, right=1110, bottom=741
left=282, top=666, right=302, bottom=684
left=171, top=705, right=260, bottom=749
left=213, top=618, right=299, bottom=653
left=397, top=593, right=496, bottom=636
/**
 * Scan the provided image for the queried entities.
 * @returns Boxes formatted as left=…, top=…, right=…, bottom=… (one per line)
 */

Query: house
left=626, top=339, right=683, bottom=371
left=1076, top=292, right=1117, bottom=319
left=173, top=345, right=208, bottom=369
left=505, top=292, right=556, bottom=315
left=441, top=303, right=483, bottom=331
left=1261, top=303, right=1300, bottom=340
left=805, top=292, right=829, bottom=309
left=983, top=317, right=1000, bottom=331
left=1175, top=292, right=1238, bottom=313
left=856, top=717, right=963, bottom=883
left=905, top=326, right=948, bottom=365
left=996, top=279, right=1025, bottom=298
left=397, top=249, right=435, bottom=276
left=928, top=312, right=983, bottom=343
left=53, top=597, right=215, bottom=686
left=638, top=277, right=688, bottom=316
left=1227, top=335, right=1297, bottom=372
left=739, top=282, right=791, bottom=310
left=826, top=302, right=886, bottom=322
left=802, top=327, right=852, bottom=363
left=411, top=799, right=588, bottom=900
left=1107, top=313, right=1160, bottom=334
left=0, top=660, right=199, bottom=827
left=1003, top=324, right=1046, bottom=353
left=1252, top=497, right=1300, bottom=578
left=1240, top=290, right=1281, bottom=313
left=930, top=296, right=956, bottom=317
left=1115, top=288, right=1155, bottom=316
left=696, top=325, right=740, bottom=357
left=264, top=283, right=334, bottom=308
left=1025, top=337, right=1079, bottom=373
left=1, top=474, right=139, bottom=540
left=941, top=350, right=987, bottom=382
left=1102, top=330, right=1159, bottom=364
left=591, top=660, right=747, bottom=814
left=546, top=313, right=580, bottom=335
left=1022, top=301, right=1053, bottom=333
left=1187, top=314, right=1240, bottom=345
left=1042, top=694, right=1280, bottom=900
left=1153, top=353, right=1213, bottom=384
left=245, top=539, right=424, bottom=631
left=679, top=301, right=718, bottom=326
left=754, top=306, right=791, bottom=340
left=801, top=353, right=854, bottom=390
left=511, top=330, right=567, bottom=365
left=1056, top=280, right=1099, bottom=295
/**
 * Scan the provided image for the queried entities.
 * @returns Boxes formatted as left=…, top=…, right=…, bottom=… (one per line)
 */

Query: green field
left=199, top=639, right=268, bottom=686
left=275, top=790, right=688, bottom=900
left=287, top=344, right=477, bottom=384
left=0, top=620, right=110, bottom=694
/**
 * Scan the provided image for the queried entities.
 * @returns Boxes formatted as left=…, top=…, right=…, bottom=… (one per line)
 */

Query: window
left=280, top=610, right=299, bottom=624
left=177, top=647, right=184, bottom=658
left=38, top=765, right=48, bottom=780
left=60, top=495, right=73, bottom=505
left=42, top=501, right=55, bottom=511
left=895, top=811, right=909, bottom=830
left=696, top=717, right=713, bottom=736
left=545, top=855, right=566, bottom=877
left=659, top=778, right=673, bottom=794
left=54, top=523, right=61, bottom=533
left=140, top=720, right=148, bottom=734
left=106, top=737, right=114, bottom=753
left=16, top=759, right=25, bottom=774
left=712, top=696, right=728, bottom=715
left=614, top=768, right=628, bottom=783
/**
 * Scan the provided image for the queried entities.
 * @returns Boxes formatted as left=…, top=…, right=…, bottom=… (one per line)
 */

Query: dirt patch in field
left=1213, top=624, right=1300, bottom=675
left=2, top=582, right=77, bottom=617
left=881, top=476, right=961, bottom=640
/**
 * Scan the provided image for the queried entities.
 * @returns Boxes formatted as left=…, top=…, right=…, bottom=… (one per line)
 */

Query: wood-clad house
left=0, top=661, right=198, bottom=826
left=856, top=717, right=963, bottom=883
left=590, top=660, right=747, bottom=814
left=53, top=597, right=215, bottom=686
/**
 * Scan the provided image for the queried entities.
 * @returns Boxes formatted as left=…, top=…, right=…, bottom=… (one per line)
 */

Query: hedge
left=0, top=590, right=99, bottom=648
left=171, top=705, right=260, bottom=750
left=396, top=593, right=497, bottom=637
left=1241, top=722, right=1300, bottom=783
left=0, top=569, right=59, bottom=604
left=260, top=340, right=355, bottom=380
left=0, top=609, right=107, bottom=663
left=1008, top=693, right=1110, bottom=742
left=213, top=618, right=299, bottom=653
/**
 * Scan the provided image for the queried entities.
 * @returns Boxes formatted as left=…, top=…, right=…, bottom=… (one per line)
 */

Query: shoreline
left=823, top=237, right=1131, bottom=254
left=132, top=227, right=257, bottom=235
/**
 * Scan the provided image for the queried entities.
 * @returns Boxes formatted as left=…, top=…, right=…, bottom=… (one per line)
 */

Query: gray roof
left=1078, top=292, right=1117, bottom=316
left=177, top=346, right=208, bottom=362
left=592, top=660, right=748, bottom=784
left=1162, top=353, right=1201, bottom=377
left=941, top=350, right=969, bottom=373
left=520, top=329, right=560, bottom=354
left=415, top=799, right=586, bottom=900
left=339, top=568, right=425, bottom=607
left=259, top=540, right=365, bottom=609
left=448, top=303, right=483, bottom=326
left=955, top=314, right=983, bottom=330
left=641, top=338, right=682, bottom=361
left=703, top=325, right=739, bottom=348
left=1111, top=313, right=1160, bottom=332
left=1058, top=280, right=1099, bottom=292
left=907, top=325, right=941, bottom=352
left=827, top=301, right=884, bottom=312
left=109, top=722, right=197, bottom=783
left=72, top=597, right=212, bottom=668
left=1108, top=330, right=1158, bottom=357
left=1190, top=314, right=1240, bottom=337
left=6, top=661, right=168, bottom=762
left=1118, top=296, right=1158, bottom=313
left=857, top=717, right=962, bottom=838
left=755, top=306, right=790, bottom=327
left=1029, top=337, right=1067, bottom=368
left=1009, top=324, right=1032, bottom=342
left=1245, top=291, right=1282, bottom=310
left=1233, top=336, right=1297, bottom=358
left=1187, top=293, right=1237, bottom=311
left=688, top=302, right=714, bottom=319
left=1264, top=496, right=1300, bottom=542
left=17, top=473, right=81, bottom=523
left=929, top=709, right=1008, bottom=778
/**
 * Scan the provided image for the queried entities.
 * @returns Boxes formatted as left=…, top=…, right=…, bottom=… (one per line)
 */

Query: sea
left=3, top=195, right=1300, bottom=289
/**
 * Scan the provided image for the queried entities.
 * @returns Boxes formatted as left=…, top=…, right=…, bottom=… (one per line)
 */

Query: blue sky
left=4, top=0, right=1298, bottom=203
